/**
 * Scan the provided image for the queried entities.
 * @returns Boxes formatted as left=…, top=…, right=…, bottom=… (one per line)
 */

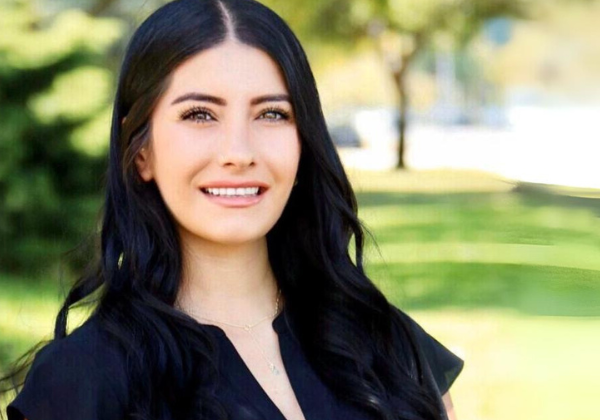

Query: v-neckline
left=202, top=306, right=328, bottom=420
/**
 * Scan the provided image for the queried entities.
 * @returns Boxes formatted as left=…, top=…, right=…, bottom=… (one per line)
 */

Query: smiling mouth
left=200, top=187, right=267, bottom=197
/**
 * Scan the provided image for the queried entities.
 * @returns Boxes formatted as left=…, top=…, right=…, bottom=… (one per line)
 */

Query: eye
left=259, top=107, right=291, bottom=122
left=179, top=106, right=215, bottom=124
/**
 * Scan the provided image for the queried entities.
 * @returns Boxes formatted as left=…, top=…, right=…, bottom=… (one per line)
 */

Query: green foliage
left=29, top=66, right=113, bottom=124
left=0, top=1, right=124, bottom=273
left=264, top=0, right=528, bottom=48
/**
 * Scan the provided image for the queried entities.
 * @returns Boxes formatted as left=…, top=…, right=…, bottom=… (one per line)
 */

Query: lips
left=198, top=180, right=268, bottom=208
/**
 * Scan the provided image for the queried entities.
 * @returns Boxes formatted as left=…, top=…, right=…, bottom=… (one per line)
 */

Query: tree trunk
left=394, top=70, right=408, bottom=169
left=371, top=30, right=424, bottom=170
left=396, top=74, right=408, bottom=169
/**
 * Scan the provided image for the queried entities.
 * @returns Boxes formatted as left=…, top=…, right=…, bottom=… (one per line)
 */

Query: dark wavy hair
left=1, top=1, right=444, bottom=419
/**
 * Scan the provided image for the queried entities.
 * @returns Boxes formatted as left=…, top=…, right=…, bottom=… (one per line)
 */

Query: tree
left=0, top=0, right=124, bottom=274
left=375, top=1, right=532, bottom=168
left=263, top=0, right=529, bottom=168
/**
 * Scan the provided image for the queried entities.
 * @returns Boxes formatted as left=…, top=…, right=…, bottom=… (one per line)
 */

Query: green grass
left=2, top=168, right=599, bottom=420
left=0, top=273, right=91, bottom=371
left=350, top=169, right=600, bottom=420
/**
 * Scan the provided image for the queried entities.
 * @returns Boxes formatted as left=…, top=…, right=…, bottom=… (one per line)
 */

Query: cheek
left=260, top=130, right=301, bottom=177
left=151, top=124, right=214, bottom=180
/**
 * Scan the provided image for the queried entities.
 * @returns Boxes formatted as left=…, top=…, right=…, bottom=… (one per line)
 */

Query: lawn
left=2, top=168, right=599, bottom=420
left=349, top=169, right=600, bottom=420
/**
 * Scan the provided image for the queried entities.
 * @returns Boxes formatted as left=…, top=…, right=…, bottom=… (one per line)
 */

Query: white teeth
left=205, top=187, right=260, bottom=197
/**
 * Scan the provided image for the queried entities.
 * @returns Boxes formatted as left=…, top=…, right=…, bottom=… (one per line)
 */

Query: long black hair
left=2, top=1, right=444, bottom=419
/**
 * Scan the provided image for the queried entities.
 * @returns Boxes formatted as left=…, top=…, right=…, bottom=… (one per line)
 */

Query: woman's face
left=136, top=40, right=301, bottom=247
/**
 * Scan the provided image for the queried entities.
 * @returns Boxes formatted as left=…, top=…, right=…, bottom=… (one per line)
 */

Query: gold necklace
left=176, top=289, right=282, bottom=375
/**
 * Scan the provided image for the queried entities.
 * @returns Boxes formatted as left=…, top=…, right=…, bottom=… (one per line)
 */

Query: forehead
left=165, top=40, right=289, bottom=97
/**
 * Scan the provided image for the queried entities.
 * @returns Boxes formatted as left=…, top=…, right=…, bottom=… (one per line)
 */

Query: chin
left=190, top=226, right=272, bottom=246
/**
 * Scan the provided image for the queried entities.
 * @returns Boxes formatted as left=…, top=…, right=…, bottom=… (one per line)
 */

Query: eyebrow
left=170, top=92, right=291, bottom=106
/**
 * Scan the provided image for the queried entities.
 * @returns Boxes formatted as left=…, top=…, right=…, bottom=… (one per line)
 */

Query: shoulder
left=6, top=314, right=129, bottom=420
left=388, top=304, right=465, bottom=396
left=31, top=314, right=129, bottom=394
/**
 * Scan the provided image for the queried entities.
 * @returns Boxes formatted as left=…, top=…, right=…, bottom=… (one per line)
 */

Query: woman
left=2, top=0, right=463, bottom=419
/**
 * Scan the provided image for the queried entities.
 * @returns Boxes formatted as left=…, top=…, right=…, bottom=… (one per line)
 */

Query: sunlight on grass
left=373, top=242, right=600, bottom=271
left=408, top=310, right=600, bottom=420
left=347, top=168, right=517, bottom=194
left=0, top=274, right=94, bottom=370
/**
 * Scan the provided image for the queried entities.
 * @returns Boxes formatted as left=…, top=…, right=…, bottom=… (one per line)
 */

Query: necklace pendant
left=243, top=324, right=251, bottom=332
left=269, top=363, right=280, bottom=375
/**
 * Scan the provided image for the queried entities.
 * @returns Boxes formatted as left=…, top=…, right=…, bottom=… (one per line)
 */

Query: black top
left=7, top=305, right=464, bottom=420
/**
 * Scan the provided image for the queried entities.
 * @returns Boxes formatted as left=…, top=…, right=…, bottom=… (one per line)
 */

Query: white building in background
left=332, top=104, right=600, bottom=190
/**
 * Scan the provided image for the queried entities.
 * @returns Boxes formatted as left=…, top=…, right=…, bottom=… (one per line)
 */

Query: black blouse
left=7, top=305, right=464, bottom=420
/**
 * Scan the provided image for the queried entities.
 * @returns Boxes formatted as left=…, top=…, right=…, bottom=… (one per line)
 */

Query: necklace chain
left=176, top=289, right=282, bottom=375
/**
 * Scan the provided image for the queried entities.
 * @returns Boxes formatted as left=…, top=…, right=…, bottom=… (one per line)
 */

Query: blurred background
left=1, top=0, right=599, bottom=419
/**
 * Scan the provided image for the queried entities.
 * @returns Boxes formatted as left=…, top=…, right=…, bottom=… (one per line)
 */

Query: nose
left=217, top=115, right=255, bottom=169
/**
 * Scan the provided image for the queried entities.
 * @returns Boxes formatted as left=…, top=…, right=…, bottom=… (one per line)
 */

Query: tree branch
left=89, top=0, right=119, bottom=16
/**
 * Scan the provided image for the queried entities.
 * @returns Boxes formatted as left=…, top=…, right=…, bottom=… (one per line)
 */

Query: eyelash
left=179, top=106, right=291, bottom=123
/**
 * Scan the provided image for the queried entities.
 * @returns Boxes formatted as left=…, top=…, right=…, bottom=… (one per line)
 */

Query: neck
left=175, top=232, right=281, bottom=323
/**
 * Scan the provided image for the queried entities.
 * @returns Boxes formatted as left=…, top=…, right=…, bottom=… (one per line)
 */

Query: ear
left=135, top=146, right=154, bottom=182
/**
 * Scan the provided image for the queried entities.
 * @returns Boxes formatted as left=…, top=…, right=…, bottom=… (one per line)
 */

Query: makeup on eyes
left=178, top=105, right=292, bottom=123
